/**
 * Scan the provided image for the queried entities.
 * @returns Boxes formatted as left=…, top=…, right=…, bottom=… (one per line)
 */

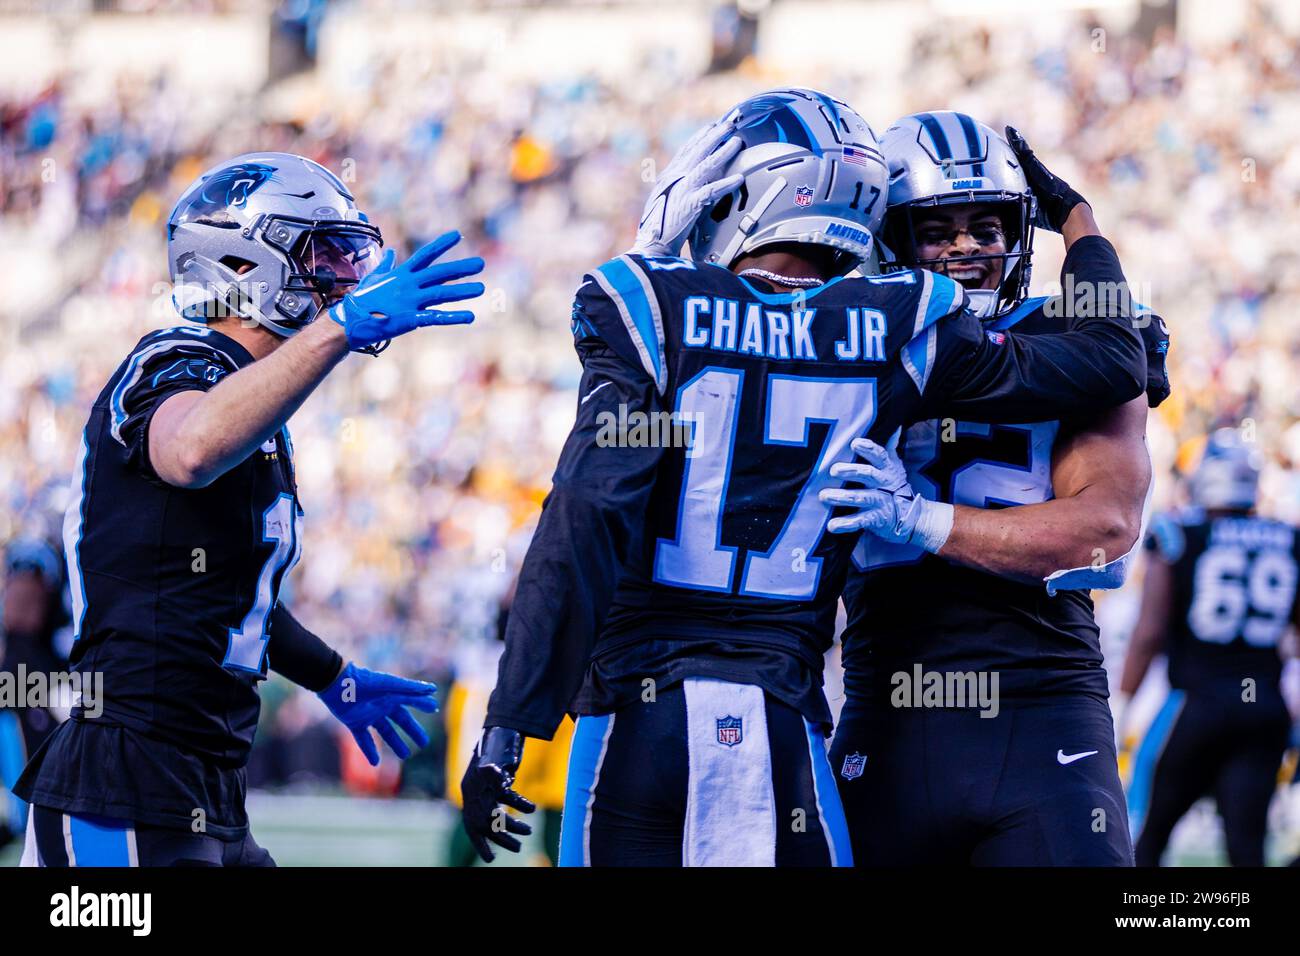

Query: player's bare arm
left=935, top=396, right=1149, bottom=584
left=148, top=315, right=347, bottom=487
left=150, top=230, right=484, bottom=488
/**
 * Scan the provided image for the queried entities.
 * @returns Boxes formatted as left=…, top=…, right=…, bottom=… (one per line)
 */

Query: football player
left=1120, top=429, right=1297, bottom=866
left=13, top=152, right=484, bottom=866
left=461, top=90, right=1147, bottom=866
left=820, top=112, right=1171, bottom=866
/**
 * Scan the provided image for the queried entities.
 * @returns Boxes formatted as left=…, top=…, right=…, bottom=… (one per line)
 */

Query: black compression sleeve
left=484, top=341, right=665, bottom=739
left=267, top=604, right=343, bottom=692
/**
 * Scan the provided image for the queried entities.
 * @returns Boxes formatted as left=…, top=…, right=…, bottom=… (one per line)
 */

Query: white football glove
left=630, top=114, right=745, bottom=259
left=818, top=438, right=954, bottom=553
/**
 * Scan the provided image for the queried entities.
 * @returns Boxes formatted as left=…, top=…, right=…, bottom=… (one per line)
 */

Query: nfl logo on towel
left=840, top=752, right=867, bottom=779
left=794, top=185, right=814, bottom=207
left=716, top=715, right=743, bottom=747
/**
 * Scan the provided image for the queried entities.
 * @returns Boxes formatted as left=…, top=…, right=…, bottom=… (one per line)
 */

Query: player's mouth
left=942, top=261, right=990, bottom=288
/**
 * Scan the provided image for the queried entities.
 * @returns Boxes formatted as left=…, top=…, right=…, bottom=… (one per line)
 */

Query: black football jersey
left=840, top=295, right=1148, bottom=703
left=488, top=236, right=1145, bottom=738
left=1149, top=508, right=1298, bottom=695
left=15, top=326, right=301, bottom=836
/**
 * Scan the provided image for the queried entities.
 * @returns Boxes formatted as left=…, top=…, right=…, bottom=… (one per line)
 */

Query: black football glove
left=460, top=726, right=536, bottom=863
left=1005, top=126, right=1088, bottom=233
left=1139, top=309, right=1172, bottom=408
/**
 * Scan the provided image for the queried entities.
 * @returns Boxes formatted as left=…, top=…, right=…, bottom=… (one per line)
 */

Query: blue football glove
left=318, top=661, right=439, bottom=766
left=328, top=230, right=485, bottom=352
left=818, top=438, right=954, bottom=553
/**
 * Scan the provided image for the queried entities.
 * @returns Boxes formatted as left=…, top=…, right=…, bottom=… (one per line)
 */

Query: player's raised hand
left=317, top=662, right=439, bottom=766
left=328, top=230, right=485, bottom=351
left=818, top=438, right=954, bottom=554
left=630, top=113, right=745, bottom=258
left=1004, top=126, right=1089, bottom=233
left=460, top=726, right=535, bottom=863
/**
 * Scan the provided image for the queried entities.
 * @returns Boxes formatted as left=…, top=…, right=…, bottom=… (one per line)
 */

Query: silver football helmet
left=688, top=89, right=886, bottom=274
left=167, top=152, right=383, bottom=337
left=880, top=112, right=1036, bottom=319
left=1190, top=428, right=1261, bottom=512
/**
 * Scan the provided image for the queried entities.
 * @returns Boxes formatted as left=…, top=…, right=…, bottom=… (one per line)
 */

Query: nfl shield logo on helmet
left=716, top=716, right=743, bottom=747
left=794, top=185, right=814, bottom=208
left=840, top=752, right=867, bottom=780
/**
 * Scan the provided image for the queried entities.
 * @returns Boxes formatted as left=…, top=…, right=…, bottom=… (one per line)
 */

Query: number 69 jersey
left=487, top=243, right=1145, bottom=738
left=15, top=326, right=300, bottom=837
left=1150, top=508, right=1300, bottom=695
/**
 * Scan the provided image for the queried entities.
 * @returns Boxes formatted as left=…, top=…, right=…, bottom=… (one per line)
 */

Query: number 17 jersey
left=486, top=242, right=1144, bottom=737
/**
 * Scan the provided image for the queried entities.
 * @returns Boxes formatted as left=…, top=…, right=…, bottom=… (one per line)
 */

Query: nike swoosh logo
left=580, top=381, right=614, bottom=405
left=1057, top=749, right=1098, bottom=765
left=357, top=273, right=399, bottom=296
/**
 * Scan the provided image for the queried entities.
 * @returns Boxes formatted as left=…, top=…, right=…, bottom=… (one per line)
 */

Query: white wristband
left=910, top=499, right=954, bottom=554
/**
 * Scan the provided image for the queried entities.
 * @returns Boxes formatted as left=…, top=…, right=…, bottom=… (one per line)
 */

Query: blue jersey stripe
left=991, top=295, right=1050, bottom=331
left=594, top=257, right=665, bottom=390
left=922, top=273, right=958, bottom=328
left=902, top=272, right=958, bottom=395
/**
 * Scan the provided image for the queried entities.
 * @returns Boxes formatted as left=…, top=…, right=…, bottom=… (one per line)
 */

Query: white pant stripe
left=62, top=812, right=76, bottom=866
left=19, top=810, right=39, bottom=867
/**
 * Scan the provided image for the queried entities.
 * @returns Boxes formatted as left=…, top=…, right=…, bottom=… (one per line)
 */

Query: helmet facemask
left=265, top=215, right=384, bottom=320
left=167, top=151, right=384, bottom=342
left=882, top=192, right=1035, bottom=320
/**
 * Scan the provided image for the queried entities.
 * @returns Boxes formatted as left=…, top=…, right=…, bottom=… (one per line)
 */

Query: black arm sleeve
left=921, top=235, right=1146, bottom=422
left=267, top=604, right=343, bottom=692
left=484, top=340, right=666, bottom=739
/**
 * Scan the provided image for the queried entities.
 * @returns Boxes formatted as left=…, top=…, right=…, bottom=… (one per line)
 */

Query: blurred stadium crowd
left=2, top=0, right=1299, bottom=854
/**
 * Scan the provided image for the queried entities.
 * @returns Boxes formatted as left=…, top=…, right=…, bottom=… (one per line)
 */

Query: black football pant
left=23, top=804, right=275, bottom=867
left=1129, top=689, right=1289, bottom=867
left=559, top=679, right=851, bottom=866
left=831, top=693, right=1132, bottom=865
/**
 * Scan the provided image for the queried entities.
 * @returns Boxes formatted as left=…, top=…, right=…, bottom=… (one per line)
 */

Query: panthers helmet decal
left=688, top=88, right=886, bottom=274
left=167, top=152, right=382, bottom=339
left=188, top=162, right=277, bottom=217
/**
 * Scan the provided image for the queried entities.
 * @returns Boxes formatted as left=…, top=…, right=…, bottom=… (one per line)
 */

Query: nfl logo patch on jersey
left=840, top=752, right=867, bottom=779
left=716, top=715, right=743, bottom=747
left=794, top=185, right=814, bottom=207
